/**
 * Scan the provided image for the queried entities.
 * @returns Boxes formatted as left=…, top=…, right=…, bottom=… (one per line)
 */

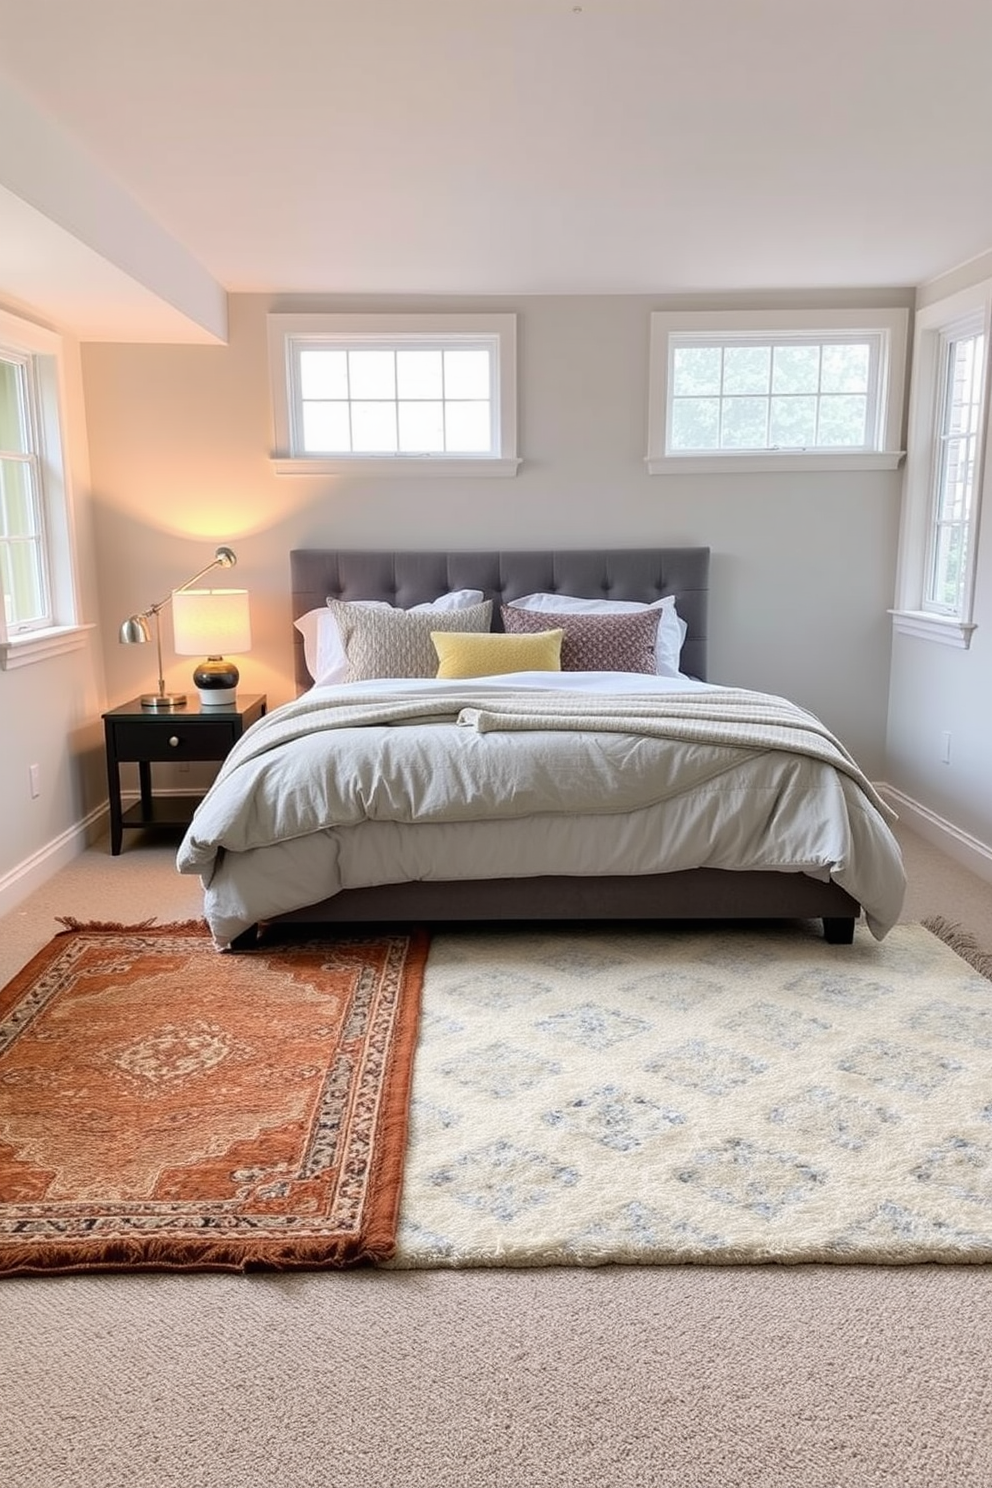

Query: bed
left=176, top=547, right=906, bottom=948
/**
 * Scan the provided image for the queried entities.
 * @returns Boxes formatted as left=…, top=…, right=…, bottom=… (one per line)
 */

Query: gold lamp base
left=140, top=691, right=188, bottom=710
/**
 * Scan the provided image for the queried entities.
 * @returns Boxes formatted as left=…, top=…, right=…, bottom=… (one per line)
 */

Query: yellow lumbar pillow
left=432, top=628, right=564, bottom=679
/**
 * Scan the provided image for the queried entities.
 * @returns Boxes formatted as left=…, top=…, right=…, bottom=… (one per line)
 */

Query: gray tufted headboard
left=289, top=548, right=710, bottom=693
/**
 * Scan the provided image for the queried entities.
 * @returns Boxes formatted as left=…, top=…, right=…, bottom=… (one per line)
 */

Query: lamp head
left=119, top=614, right=152, bottom=645
left=172, top=587, right=251, bottom=705
left=214, top=546, right=237, bottom=569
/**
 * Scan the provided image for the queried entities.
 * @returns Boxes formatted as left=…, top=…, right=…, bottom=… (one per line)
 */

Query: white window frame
left=646, top=308, right=908, bottom=474
left=268, top=312, right=520, bottom=477
left=892, top=281, right=991, bottom=649
left=0, top=310, right=86, bottom=671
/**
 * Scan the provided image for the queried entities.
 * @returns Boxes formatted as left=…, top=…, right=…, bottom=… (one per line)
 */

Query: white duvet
left=176, top=672, right=906, bottom=948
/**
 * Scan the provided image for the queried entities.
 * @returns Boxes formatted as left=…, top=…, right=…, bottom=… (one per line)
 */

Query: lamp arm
left=153, top=609, right=166, bottom=698
left=141, top=546, right=237, bottom=618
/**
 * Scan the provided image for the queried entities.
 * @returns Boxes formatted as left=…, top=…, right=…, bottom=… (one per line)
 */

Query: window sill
left=889, top=610, right=977, bottom=648
left=272, top=455, right=521, bottom=478
left=0, top=623, right=94, bottom=670
left=646, top=451, right=905, bottom=475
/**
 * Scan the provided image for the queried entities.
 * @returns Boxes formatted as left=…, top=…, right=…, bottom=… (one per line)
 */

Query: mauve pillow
left=501, top=604, right=661, bottom=673
left=505, top=592, right=687, bottom=677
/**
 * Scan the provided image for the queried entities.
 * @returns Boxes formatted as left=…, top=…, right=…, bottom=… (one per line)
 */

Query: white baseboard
left=0, top=790, right=205, bottom=923
left=877, top=783, right=992, bottom=887
left=0, top=803, right=109, bottom=921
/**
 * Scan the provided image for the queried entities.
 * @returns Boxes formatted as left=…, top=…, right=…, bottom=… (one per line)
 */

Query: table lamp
left=171, top=587, right=252, bottom=705
left=118, top=544, right=239, bottom=710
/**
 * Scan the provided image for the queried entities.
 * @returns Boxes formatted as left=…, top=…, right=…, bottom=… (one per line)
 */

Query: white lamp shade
left=172, top=588, right=252, bottom=656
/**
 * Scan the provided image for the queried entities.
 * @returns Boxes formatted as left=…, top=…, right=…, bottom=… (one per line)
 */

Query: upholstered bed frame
left=282, top=547, right=860, bottom=942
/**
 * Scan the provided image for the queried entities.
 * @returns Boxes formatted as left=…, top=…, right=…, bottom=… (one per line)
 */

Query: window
left=0, top=310, right=85, bottom=670
left=924, top=328, right=984, bottom=614
left=0, top=352, right=50, bottom=630
left=670, top=338, right=878, bottom=453
left=268, top=313, right=519, bottom=476
left=893, top=283, right=991, bottom=648
left=647, top=308, right=908, bottom=474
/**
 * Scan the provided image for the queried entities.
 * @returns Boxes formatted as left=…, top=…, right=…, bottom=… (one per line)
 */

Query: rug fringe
left=922, top=915, right=992, bottom=982
left=55, top=916, right=209, bottom=936
left=0, top=1233, right=385, bottom=1278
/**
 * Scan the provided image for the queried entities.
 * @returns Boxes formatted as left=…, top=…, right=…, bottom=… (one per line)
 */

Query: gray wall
left=0, top=302, right=106, bottom=898
left=82, top=290, right=911, bottom=778
left=2, top=285, right=933, bottom=904
left=885, top=252, right=992, bottom=855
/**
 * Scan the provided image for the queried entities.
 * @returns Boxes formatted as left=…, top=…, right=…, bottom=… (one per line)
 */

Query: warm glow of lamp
left=172, top=588, right=252, bottom=706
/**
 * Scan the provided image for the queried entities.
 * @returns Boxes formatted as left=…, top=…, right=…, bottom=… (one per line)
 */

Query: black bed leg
left=822, top=916, right=855, bottom=945
left=228, top=924, right=261, bottom=952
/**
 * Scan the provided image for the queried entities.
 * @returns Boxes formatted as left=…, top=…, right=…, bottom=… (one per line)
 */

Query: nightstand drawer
left=112, top=722, right=238, bottom=761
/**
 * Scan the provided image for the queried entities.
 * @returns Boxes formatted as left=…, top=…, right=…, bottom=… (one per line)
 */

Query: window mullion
left=0, top=355, right=52, bottom=633
left=923, top=342, right=954, bottom=611
left=24, top=362, right=52, bottom=621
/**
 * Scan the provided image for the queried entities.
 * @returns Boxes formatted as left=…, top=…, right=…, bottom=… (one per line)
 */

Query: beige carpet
left=390, top=920, right=992, bottom=1268
left=2, top=821, right=992, bottom=1487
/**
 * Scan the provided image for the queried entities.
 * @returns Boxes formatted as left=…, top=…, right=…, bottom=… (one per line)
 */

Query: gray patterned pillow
left=334, top=600, right=493, bottom=680
left=501, top=604, right=660, bottom=673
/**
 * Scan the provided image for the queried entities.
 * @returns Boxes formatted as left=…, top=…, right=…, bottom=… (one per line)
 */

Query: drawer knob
left=169, top=736, right=180, bottom=748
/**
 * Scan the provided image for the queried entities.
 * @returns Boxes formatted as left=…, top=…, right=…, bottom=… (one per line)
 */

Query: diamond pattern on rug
left=768, top=1086, right=901, bottom=1152
left=912, top=1137, right=992, bottom=1206
left=782, top=967, right=897, bottom=1010
left=836, top=1038, right=964, bottom=1094
left=832, top=1202, right=992, bottom=1251
left=542, top=1084, right=685, bottom=1152
left=644, top=1037, right=768, bottom=1095
left=536, top=1002, right=652, bottom=1050
left=437, top=1041, right=561, bottom=1098
left=572, top=1200, right=726, bottom=1254
left=443, top=969, right=554, bottom=1009
left=719, top=999, right=833, bottom=1050
left=385, top=923, right=992, bottom=1267
left=427, top=1139, right=580, bottom=1222
left=674, top=1137, right=827, bottom=1219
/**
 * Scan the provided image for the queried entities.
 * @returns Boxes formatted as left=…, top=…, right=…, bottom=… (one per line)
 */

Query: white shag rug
left=386, top=920, right=992, bottom=1267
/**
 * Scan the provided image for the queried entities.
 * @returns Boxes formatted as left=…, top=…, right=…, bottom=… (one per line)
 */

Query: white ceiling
left=2, top=0, right=992, bottom=341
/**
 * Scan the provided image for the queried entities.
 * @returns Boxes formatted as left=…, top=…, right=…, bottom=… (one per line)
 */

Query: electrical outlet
left=941, top=731, right=952, bottom=765
left=29, top=763, right=41, bottom=798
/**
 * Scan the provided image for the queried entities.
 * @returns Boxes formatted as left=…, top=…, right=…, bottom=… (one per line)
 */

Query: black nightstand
left=103, top=694, right=267, bottom=854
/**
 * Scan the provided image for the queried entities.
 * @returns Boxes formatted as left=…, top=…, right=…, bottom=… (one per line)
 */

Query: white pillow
left=408, top=589, right=486, bottom=612
left=294, top=590, right=486, bottom=685
left=506, top=592, right=688, bottom=677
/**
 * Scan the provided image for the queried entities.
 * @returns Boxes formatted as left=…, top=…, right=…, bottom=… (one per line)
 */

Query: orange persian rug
left=0, top=920, right=429, bottom=1277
